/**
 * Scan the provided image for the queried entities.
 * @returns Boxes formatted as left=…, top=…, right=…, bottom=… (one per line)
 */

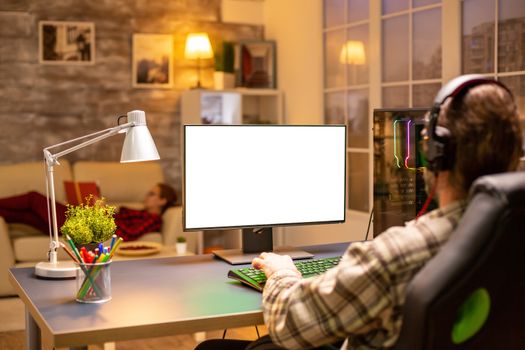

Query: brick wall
left=0, top=0, right=263, bottom=198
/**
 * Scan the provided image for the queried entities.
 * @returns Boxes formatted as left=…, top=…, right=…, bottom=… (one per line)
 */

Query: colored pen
left=59, top=242, right=79, bottom=263
left=110, top=234, right=116, bottom=251
left=108, top=237, right=123, bottom=259
left=66, top=238, right=83, bottom=264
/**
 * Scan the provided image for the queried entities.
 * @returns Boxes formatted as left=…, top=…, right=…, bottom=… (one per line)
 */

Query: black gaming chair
left=393, top=172, right=525, bottom=349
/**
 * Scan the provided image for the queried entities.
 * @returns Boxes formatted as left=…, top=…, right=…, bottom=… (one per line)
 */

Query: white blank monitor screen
left=184, top=125, right=346, bottom=230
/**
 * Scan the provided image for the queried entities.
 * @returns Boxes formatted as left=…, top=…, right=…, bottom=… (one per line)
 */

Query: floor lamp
left=35, top=110, right=160, bottom=278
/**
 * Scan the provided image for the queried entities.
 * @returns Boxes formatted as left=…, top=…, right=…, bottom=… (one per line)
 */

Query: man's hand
left=252, top=252, right=301, bottom=279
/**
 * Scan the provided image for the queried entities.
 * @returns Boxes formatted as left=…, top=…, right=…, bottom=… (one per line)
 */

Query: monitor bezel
left=182, top=124, right=347, bottom=231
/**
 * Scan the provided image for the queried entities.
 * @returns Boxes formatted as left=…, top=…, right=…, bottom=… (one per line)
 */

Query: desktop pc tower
left=373, top=108, right=437, bottom=237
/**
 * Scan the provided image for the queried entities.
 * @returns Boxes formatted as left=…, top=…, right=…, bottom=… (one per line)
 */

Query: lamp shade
left=184, top=33, right=214, bottom=60
left=339, top=40, right=366, bottom=65
left=120, top=110, right=160, bottom=163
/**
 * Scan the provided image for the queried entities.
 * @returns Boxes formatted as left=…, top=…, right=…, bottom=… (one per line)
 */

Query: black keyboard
left=228, top=256, right=342, bottom=292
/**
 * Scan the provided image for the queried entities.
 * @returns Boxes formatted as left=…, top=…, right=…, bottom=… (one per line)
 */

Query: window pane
left=325, top=92, right=346, bottom=124
left=324, top=30, right=346, bottom=88
left=348, top=0, right=369, bottom=23
left=499, top=75, right=525, bottom=122
left=413, top=8, right=442, bottom=80
left=382, top=86, right=409, bottom=108
left=498, top=0, right=525, bottom=72
left=347, top=89, right=369, bottom=148
left=382, top=0, right=409, bottom=15
left=462, top=0, right=495, bottom=74
left=412, top=83, right=441, bottom=107
left=413, top=0, right=440, bottom=7
left=324, top=0, right=345, bottom=27
left=348, top=152, right=369, bottom=212
left=345, top=24, right=369, bottom=85
left=382, top=15, right=409, bottom=82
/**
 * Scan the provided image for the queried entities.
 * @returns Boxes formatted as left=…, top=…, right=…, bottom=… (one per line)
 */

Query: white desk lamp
left=35, top=110, right=160, bottom=278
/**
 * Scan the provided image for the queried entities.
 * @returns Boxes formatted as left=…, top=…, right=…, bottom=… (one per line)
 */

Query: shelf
left=201, top=87, right=281, bottom=96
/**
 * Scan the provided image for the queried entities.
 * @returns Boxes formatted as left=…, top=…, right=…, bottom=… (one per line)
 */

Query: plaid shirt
left=262, top=201, right=466, bottom=349
left=114, top=207, right=162, bottom=241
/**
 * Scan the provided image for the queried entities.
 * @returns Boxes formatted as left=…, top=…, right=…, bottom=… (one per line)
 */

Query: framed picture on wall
left=39, top=21, right=95, bottom=65
left=240, top=40, right=276, bottom=89
left=132, top=34, right=174, bottom=88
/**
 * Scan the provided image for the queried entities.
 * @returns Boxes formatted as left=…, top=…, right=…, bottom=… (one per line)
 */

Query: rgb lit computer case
left=373, top=108, right=437, bottom=237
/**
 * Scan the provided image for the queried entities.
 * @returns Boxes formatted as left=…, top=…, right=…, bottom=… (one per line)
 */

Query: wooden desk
left=9, top=242, right=348, bottom=349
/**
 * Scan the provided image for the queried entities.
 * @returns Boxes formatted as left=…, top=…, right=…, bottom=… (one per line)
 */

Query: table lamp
left=185, top=32, right=214, bottom=88
left=35, top=110, right=160, bottom=278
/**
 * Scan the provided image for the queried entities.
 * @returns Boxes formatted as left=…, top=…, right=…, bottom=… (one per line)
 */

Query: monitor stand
left=212, top=227, right=314, bottom=265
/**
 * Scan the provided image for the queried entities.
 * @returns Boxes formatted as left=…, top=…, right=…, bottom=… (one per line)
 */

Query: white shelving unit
left=181, top=88, right=285, bottom=254
left=181, top=88, right=284, bottom=125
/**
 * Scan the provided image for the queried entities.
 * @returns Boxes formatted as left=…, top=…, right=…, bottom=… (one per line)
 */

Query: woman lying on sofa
left=0, top=183, right=177, bottom=241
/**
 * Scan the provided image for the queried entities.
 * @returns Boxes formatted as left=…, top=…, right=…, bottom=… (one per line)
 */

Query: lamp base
left=35, top=261, right=78, bottom=279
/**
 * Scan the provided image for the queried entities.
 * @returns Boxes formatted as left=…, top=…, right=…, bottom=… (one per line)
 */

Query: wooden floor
left=0, top=326, right=268, bottom=349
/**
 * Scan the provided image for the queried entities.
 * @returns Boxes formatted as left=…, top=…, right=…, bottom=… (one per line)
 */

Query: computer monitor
left=373, top=108, right=437, bottom=237
left=183, top=125, right=346, bottom=264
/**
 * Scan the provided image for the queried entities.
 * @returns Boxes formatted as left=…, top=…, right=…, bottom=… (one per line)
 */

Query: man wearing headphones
left=196, top=75, right=522, bottom=350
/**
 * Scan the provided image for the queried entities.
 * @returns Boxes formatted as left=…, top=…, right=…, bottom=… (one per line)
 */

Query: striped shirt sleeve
left=262, top=240, right=393, bottom=349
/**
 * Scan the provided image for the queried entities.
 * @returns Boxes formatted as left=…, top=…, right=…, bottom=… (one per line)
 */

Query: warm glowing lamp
left=185, top=33, right=214, bottom=88
left=340, top=40, right=366, bottom=84
left=339, top=40, right=366, bottom=65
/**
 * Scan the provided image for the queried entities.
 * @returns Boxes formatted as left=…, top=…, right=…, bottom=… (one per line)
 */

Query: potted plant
left=214, top=41, right=235, bottom=89
left=175, top=236, right=187, bottom=255
left=60, top=196, right=117, bottom=249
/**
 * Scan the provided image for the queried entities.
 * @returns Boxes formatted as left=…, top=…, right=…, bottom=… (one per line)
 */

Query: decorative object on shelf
left=185, top=32, right=214, bottom=89
left=36, top=110, right=160, bottom=279
left=39, top=21, right=95, bottom=65
left=176, top=236, right=187, bottom=255
left=132, top=34, right=174, bottom=88
left=214, top=41, right=235, bottom=90
left=60, top=196, right=116, bottom=245
left=240, top=40, right=276, bottom=88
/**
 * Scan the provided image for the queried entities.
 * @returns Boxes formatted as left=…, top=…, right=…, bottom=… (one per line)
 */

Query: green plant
left=214, top=41, right=234, bottom=73
left=176, top=236, right=187, bottom=243
left=60, top=196, right=117, bottom=245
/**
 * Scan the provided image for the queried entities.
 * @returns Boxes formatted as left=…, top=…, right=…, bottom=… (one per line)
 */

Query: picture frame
left=39, top=21, right=95, bottom=65
left=239, top=40, right=276, bottom=89
left=132, top=34, right=174, bottom=88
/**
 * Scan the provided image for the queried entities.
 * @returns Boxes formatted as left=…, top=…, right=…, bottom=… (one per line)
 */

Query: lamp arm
left=44, top=122, right=134, bottom=166
left=43, top=121, right=135, bottom=263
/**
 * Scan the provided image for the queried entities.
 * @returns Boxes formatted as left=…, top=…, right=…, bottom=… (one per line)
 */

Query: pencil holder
left=75, top=260, right=112, bottom=303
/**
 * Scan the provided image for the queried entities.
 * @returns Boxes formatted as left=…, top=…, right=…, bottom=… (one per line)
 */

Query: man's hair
left=441, top=83, right=523, bottom=195
left=157, top=183, right=177, bottom=214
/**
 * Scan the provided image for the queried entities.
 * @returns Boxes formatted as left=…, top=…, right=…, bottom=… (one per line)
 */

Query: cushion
left=63, top=181, right=101, bottom=205
left=13, top=236, right=69, bottom=262
left=0, top=160, right=73, bottom=203
left=73, top=161, right=164, bottom=204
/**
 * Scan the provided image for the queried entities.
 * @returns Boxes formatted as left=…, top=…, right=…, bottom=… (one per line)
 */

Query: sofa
left=0, top=160, right=199, bottom=296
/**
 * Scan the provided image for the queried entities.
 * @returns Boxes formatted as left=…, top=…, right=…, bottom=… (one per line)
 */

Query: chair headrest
left=469, top=172, right=525, bottom=206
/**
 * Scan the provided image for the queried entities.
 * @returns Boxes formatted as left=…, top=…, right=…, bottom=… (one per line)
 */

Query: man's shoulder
left=366, top=201, right=467, bottom=272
